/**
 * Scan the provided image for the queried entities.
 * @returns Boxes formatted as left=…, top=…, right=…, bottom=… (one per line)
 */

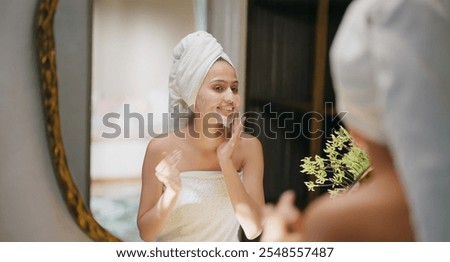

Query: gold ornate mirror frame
left=36, top=0, right=120, bottom=241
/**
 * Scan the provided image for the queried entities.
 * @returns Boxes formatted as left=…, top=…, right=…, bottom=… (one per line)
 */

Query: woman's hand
left=155, top=150, right=182, bottom=194
left=137, top=147, right=182, bottom=241
left=217, top=117, right=245, bottom=165
left=261, top=191, right=303, bottom=242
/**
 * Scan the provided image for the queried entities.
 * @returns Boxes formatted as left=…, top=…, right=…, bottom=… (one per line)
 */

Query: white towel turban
left=168, top=31, right=233, bottom=130
left=329, top=0, right=385, bottom=144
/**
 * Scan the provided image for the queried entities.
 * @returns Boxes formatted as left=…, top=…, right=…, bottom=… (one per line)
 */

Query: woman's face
left=195, top=60, right=240, bottom=125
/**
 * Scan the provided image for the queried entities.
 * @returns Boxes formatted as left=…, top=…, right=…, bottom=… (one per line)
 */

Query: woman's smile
left=216, top=105, right=235, bottom=115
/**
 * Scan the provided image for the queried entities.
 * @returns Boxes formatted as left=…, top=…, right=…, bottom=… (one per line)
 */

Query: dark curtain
left=245, top=0, right=352, bottom=209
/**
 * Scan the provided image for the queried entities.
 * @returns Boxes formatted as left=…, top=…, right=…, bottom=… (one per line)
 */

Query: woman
left=262, top=0, right=450, bottom=241
left=137, top=31, right=264, bottom=242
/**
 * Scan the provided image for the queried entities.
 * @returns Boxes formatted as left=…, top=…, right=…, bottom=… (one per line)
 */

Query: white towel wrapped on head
left=168, top=31, right=233, bottom=130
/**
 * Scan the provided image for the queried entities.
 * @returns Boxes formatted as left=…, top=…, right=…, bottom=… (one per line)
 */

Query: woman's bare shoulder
left=237, top=133, right=263, bottom=170
left=240, top=133, right=263, bottom=152
left=145, top=132, right=180, bottom=156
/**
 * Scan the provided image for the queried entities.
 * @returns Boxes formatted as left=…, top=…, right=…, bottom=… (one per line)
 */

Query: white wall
left=0, top=0, right=90, bottom=241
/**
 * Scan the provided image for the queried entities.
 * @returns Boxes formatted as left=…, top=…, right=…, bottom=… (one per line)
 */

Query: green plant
left=300, top=126, right=371, bottom=197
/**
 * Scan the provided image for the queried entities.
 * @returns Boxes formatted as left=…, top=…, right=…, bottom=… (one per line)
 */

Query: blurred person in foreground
left=262, top=0, right=450, bottom=241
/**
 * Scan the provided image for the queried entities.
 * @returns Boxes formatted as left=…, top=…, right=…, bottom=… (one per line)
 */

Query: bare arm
left=137, top=141, right=181, bottom=242
left=217, top=118, right=265, bottom=240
